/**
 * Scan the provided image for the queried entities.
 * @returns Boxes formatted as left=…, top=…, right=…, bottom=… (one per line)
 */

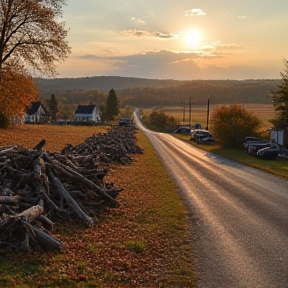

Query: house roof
left=75, top=105, right=96, bottom=114
left=26, top=101, right=47, bottom=115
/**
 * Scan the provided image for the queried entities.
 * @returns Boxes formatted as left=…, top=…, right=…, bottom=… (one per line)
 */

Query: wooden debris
left=0, top=126, right=143, bottom=251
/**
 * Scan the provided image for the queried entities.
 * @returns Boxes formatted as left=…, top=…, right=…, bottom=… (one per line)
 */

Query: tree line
left=37, top=78, right=280, bottom=110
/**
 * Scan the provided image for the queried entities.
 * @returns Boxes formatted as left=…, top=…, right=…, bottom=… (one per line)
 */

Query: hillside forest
left=37, top=77, right=280, bottom=108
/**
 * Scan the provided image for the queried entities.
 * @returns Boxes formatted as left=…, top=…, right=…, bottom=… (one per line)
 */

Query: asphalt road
left=134, top=112, right=288, bottom=288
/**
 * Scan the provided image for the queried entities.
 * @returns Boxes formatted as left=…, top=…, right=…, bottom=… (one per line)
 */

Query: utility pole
left=206, top=98, right=210, bottom=130
left=181, top=101, right=186, bottom=125
left=188, top=96, right=192, bottom=128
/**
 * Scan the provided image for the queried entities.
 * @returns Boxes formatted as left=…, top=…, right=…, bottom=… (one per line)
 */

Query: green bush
left=210, top=104, right=262, bottom=148
left=145, top=110, right=177, bottom=132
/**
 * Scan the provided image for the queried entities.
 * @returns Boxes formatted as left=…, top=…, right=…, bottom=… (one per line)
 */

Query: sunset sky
left=56, top=0, right=288, bottom=80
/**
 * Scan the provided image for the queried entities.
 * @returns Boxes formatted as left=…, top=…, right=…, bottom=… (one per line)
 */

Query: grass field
left=0, top=125, right=196, bottom=288
left=142, top=103, right=275, bottom=131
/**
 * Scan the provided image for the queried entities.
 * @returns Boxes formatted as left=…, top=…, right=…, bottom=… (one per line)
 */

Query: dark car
left=256, top=146, right=279, bottom=160
left=243, top=137, right=269, bottom=155
left=247, top=142, right=270, bottom=156
left=118, top=117, right=133, bottom=127
left=243, top=136, right=267, bottom=151
left=190, top=129, right=215, bottom=144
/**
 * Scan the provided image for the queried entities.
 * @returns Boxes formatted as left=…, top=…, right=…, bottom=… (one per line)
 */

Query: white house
left=23, top=101, right=48, bottom=123
left=74, top=104, right=101, bottom=123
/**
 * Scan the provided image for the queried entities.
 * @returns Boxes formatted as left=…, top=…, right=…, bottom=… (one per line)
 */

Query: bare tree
left=0, top=0, right=71, bottom=77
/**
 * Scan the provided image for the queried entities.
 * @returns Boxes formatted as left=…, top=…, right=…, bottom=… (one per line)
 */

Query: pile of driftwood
left=0, top=126, right=143, bottom=251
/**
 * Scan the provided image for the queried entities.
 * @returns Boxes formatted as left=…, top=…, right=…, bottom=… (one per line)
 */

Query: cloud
left=184, top=9, right=206, bottom=16
left=131, top=17, right=146, bottom=24
left=121, top=29, right=179, bottom=39
left=60, top=48, right=280, bottom=80
left=200, top=41, right=242, bottom=58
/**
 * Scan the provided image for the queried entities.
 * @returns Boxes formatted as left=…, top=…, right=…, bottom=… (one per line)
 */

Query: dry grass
left=0, top=124, right=108, bottom=152
left=143, top=103, right=275, bottom=131
left=0, top=125, right=196, bottom=287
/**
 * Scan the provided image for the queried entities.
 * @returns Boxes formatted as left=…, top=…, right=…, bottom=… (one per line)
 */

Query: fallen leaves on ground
left=0, top=126, right=196, bottom=288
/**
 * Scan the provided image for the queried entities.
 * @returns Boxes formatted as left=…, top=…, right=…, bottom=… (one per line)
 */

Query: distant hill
left=35, top=76, right=281, bottom=107
left=35, top=76, right=180, bottom=96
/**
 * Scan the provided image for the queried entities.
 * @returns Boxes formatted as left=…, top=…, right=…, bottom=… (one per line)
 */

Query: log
left=37, top=215, right=55, bottom=231
left=49, top=170, right=94, bottom=227
left=17, top=205, right=44, bottom=223
left=0, top=146, right=17, bottom=154
left=44, top=152, right=119, bottom=206
left=45, top=155, right=119, bottom=208
left=0, top=196, right=20, bottom=205
left=24, top=222, right=62, bottom=251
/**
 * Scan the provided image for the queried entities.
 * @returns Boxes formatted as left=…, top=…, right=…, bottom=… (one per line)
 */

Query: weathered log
left=44, top=153, right=119, bottom=207
left=37, top=215, right=55, bottom=231
left=17, top=205, right=44, bottom=223
left=24, top=222, right=62, bottom=251
left=49, top=157, right=119, bottom=207
left=0, top=146, right=17, bottom=154
left=49, top=170, right=94, bottom=227
left=0, top=196, right=20, bottom=205
left=33, top=139, right=46, bottom=151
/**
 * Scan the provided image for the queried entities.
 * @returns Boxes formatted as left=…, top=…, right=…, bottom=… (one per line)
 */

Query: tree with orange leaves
left=0, top=0, right=70, bottom=127
left=0, top=67, right=39, bottom=127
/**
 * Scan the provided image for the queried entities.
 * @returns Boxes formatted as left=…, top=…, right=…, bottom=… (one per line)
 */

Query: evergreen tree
left=105, top=89, right=119, bottom=121
left=271, top=59, right=288, bottom=121
left=49, top=94, right=58, bottom=124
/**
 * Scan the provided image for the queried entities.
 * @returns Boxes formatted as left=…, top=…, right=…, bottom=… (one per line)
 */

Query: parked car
left=256, top=146, right=280, bottom=160
left=242, top=136, right=267, bottom=150
left=243, top=137, right=269, bottom=155
left=190, top=129, right=215, bottom=144
left=118, top=117, right=133, bottom=127
left=173, top=126, right=191, bottom=134
left=247, top=142, right=270, bottom=156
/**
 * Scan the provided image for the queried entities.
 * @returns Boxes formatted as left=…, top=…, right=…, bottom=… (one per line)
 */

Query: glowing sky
left=56, top=0, right=288, bottom=80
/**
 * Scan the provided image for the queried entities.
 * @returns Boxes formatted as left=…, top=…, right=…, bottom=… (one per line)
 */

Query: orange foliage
left=0, top=68, right=39, bottom=123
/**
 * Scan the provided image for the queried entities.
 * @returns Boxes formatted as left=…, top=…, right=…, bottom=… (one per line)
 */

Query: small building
left=23, top=101, right=48, bottom=124
left=270, top=120, right=288, bottom=148
left=74, top=104, right=100, bottom=123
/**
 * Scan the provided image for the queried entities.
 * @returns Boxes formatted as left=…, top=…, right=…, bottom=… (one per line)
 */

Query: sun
left=185, top=30, right=201, bottom=48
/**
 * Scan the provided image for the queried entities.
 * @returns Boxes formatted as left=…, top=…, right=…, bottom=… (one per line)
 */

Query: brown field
left=0, top=124, right=108, bottom=152
left=142, top=103, right=275, bottom=131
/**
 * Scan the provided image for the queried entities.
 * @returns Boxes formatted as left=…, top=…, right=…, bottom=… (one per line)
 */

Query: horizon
left=38, top=75, right=281, bottom=81
left=53, top=0, right=287, bottom=81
